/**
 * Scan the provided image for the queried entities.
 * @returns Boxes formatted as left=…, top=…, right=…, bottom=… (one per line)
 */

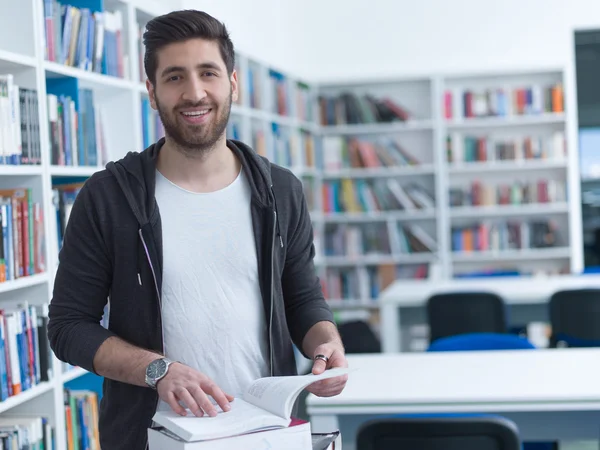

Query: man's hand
left=305, top=341, right=348, bottom=397
left=156, top=362, right=234, bottom=417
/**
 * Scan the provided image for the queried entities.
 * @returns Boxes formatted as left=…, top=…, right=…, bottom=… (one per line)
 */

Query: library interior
left=4, top=0, right=600, bottom=449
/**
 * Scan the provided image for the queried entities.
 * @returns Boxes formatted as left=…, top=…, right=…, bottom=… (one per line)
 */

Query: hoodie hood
left=105, top=137, right=274, bottom=228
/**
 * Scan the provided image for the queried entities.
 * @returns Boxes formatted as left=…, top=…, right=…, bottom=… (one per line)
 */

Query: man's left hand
left=305, top=341, right=348, bottom=397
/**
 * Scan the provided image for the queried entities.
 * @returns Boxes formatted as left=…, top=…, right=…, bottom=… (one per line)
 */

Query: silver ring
left=314, top=354, right=329, bottom=363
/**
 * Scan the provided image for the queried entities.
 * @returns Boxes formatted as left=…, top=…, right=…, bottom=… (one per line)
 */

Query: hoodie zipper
left=139, top=228, right=163, bottom=450
left=270, top=209, right=276, bottom=377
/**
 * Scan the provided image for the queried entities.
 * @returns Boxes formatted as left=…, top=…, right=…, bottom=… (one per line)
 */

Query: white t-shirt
left=154, top=167, right=269, bottom=410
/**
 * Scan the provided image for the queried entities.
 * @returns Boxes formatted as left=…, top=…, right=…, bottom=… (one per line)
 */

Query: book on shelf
left=318, top=92, right=411, bottom=125
left=47, top=87, right=106, bottom=167
left=296, top=82, right=313, bottom=122
left=0, top=415, right=54, bottom=449
left=141, top=97, right=165, bottom=149
left=52, top=181, right=85, bottom=250
left=64, top=388, right=100, bottom=450
left=322, top=135, right=421, bottom=171
left=367, top=264, right=429, bottom=299
left=0, top=303, right=52, bottom=400
left=150, top=367, right=350, bottom=444
left=447, top=131, right=566, bottom=164
left=43, top=1, right=125, bottom=78
left=449, top=179, right=567, bottom=207
left=0, top=188, right=46, bottom=281
left=451, top=219, right=560, bottom=253
left=323, top=267, right=361, bottom=301
left=443, top=82, right=564, bottom=120
left=268, top=70, right=289, bottom=116
left=322, top=178, right=434, bottom=214
left=0, top=75, right=42, bottom=165
left=325, top=222, right=391, bottom=257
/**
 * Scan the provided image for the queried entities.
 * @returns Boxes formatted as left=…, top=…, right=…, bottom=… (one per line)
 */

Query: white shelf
left=447, top=159, right=568, bottom=174
left=322, top=164, right=435, bottom=179
left=451, top=247, right=571, bottom=262
left=0, top=49, right=37, bottom=70
left=449, top=202, right=569, bottom=219
left=320, top=120, right=434, bottom=135
left=325, top=300, right=381, bottom=310
left=445, top=112, right=566, bottom=129
left=44, top=61, right=134, bottom=90
left=0, top=165, right=43, bottom=176
left=317, top=210, right=436, bottom=223
left=321, top=253, right=437, bottom=267
left=61, top=367, right=89, bottom=384
left=0, top=382, right=55, bottom=414
left=0, top=273, right=49, bottom=294
left=50, top=165, right=102, bottom=177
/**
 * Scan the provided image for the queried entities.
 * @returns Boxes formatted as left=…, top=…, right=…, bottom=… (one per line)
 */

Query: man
left=47, top=9, right=348, bottom=450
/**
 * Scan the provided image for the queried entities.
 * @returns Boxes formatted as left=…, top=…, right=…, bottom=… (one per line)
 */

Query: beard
left=156, top=88, right=232, bottom=158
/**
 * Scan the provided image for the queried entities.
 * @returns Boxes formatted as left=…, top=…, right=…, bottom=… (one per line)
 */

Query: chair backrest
left=427, top=332, right=536, bottom=352
left=356, top=416, right=521, bottom=450
left=427, top=291, right=507, bottom=343
left=549, top=288, right=600, bottom=347
left=337, top=320, right=381, bottom=353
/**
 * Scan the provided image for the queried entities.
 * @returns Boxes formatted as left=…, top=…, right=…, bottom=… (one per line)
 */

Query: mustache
left=176, top=102, right=214, bottom=110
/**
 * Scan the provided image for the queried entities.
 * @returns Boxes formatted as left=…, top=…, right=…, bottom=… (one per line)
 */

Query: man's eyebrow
left=161, top=62, right=222, bottom=78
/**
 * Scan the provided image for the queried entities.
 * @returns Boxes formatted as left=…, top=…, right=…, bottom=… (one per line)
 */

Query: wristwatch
left=145, top=357, right=175, bottom=389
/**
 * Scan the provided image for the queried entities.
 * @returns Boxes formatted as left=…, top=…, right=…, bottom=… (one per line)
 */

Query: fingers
left=176, top=387, right=203, bottom=417
left=312, top=357, right=328, bottom=375
left=306, top=375, right=348, bottom=397
left=202, top=381, right=232, bottom=413
left=189, top=384, right=219, bottom=417
left=165, top=391, right=187, bottom=416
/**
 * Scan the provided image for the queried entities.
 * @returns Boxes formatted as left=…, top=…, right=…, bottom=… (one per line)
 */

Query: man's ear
left=146, top=79, right=157, bottom=110
left=231, top=70, right=239, bottom=103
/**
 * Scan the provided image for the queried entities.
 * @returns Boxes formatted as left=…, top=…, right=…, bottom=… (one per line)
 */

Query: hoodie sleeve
left=47, top=181, right=117, bottom=374
left=281, top=177, right=335, bottom=356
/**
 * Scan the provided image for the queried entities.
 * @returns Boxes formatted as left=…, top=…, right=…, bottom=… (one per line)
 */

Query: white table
left=379, top=273, right=600, bottom=352
left=307, top=349, right=600, bottom=449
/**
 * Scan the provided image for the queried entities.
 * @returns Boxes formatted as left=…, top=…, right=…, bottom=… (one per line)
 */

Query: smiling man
left=47, top=9, right=348, bottom=450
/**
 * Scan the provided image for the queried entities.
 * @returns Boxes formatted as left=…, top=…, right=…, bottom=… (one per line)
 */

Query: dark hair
left=143, top=10, right=235, bottom=84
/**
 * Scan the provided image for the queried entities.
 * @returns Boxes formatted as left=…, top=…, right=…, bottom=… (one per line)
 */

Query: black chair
left=549, top=288, right=600, bottom=347
left=337, top=319, right=381, bottom=353
left=427, top=291, right=507, bottom=343
left=356, top=416, right=521, bottom=450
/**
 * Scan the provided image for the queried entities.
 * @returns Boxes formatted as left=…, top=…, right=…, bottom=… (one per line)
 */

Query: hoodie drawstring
left=271, top=185, right=283, bottom=248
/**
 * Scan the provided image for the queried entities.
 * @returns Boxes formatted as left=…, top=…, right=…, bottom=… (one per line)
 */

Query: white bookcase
left=0, top=0, right=584, bottom=446
left=0, top=0, right=181, bottom=446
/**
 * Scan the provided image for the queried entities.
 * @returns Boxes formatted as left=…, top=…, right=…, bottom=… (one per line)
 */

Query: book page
left=243, top=367, right=351, bottom=420
left=151, top=397, right=288, bottom=442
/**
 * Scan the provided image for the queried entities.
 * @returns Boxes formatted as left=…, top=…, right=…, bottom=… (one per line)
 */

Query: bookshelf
left=0, top=0, right=583, bottom=447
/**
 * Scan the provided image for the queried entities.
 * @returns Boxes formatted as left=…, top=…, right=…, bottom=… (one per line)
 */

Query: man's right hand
left=156, top=362, right=234, bottom=417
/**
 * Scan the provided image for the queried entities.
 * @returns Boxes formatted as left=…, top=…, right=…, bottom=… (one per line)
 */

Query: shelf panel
left=0, top=49, right=37, bottom=71
left=319, top=253, right=437, bottom=267
left=44, top=61, right=134, bottom=90
left=317, top=210, right=436, bottom=223
left=451, top=247, right=571, bottom=262
left=450, top=203, right=569, bottom=219
left=320, top=120, right=433, bottom=135
left=447, top=160, right=567, bottom=174
left=50, top=165, right=102, bottom=177
left=61, top=367, right=88, bottom=384
left=326, top=300, right=380, bottom=310
left=0, top=273, right=49, bottom=294
left=0, top=165, right=43, bottom=176
left=445, top=112, right=566, bottom=129
left=0, top=381, right=54, bottom=414
left=322, top=164, right=435, bottom=179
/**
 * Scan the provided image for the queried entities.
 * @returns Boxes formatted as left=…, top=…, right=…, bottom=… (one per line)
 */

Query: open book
left=151, top=367, right=350, bottom=442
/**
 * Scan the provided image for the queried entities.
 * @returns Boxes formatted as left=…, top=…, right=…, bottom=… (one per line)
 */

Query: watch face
left=147, top=359, right=167, bottom=379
